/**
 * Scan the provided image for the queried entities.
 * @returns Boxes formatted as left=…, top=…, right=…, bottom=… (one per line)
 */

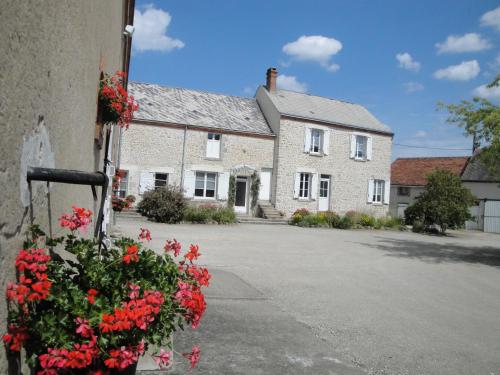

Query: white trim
left=188, top=164, right=224, bottom=173
left=295, top=167, right=317, bottom=174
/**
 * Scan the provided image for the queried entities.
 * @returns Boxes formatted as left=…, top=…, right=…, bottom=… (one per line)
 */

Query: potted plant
left=3, top=206, right=210, bottom=374
left=95, top=71, right=139, bottom=147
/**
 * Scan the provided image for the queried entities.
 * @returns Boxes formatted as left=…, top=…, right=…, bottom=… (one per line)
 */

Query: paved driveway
left=117, top=219, right=500, bottom=375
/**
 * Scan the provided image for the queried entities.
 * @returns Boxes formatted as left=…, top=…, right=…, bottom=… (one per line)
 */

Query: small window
left=356, top=135, right=367, bottom=159
left=154, top=173, right=168, bottom=189
left=195, top=172, right=217, bottom=198
left=372, top=180, right=385, bottom=203
left=114, top=170, right=128, bottom=198
left=299, top=173, right=310, bottom=199
left=310, top=129, right=323, bottom=154
left=206, top=133, right=221, bottom=158
left=397, top=186, right=410, bottom=196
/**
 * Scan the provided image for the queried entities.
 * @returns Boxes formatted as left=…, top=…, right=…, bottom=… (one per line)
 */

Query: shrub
left=323, top=211, right=341, bottom=228
left=405, top=170, right=475, bottom=233
left=359, top=214, right=376, bottom=227
left=298, top=214, right=326, bottom=228
left=212, top=207, right=237, bottom=224
left=290, top=208, right=310, bottom=225
left=183, top=205, right=236, bottom=224
left=337, top=215, right=354, bottom=229
left=183, top=206, right=212, bottom=223
left=412, top=220, right=425, bottom=233
left=137, top=187, right=186, bottom=223
left=384, top=216, right=404, bottom=228
left=125, top=194, right=136, bottom=203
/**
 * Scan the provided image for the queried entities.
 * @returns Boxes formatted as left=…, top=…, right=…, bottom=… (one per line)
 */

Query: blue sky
left=130, top=1, right=500, bottom=159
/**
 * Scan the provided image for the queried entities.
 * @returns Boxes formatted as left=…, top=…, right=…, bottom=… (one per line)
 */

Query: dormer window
left=206, top=133, right=221, bottom=159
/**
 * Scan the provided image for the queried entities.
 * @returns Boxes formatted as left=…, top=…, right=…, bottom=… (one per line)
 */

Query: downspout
left=180, top=125, right=188, bottom=188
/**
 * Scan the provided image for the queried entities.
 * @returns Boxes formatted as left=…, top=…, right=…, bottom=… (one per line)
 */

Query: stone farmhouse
left=120, top=68, right=393, bottom=217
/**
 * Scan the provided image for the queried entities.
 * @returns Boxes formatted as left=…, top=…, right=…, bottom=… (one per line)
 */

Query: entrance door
left=318, top=175, right=330, bottom=211
left=259, top=169, right=272, bottom=201
left=235, top=177, right=248, bottom=214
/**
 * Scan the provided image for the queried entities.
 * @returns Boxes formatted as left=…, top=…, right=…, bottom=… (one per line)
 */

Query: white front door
left=259, top=169, right=271, bottom=201
left=234, top=177, right=248, bottom=214
left=318, top=175, right=330, bottom=211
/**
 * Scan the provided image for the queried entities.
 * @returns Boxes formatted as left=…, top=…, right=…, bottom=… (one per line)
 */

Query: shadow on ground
left=359, top=237, right=500, bottom=267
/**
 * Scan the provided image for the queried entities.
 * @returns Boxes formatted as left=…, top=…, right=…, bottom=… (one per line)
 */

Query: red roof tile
left=391, top=157, right=469, bottom=186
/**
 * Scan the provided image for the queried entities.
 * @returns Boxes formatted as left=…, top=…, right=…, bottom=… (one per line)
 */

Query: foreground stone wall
left=0, top=1, right=127, bottom=372
left=274, top=118, right=392, bottom=217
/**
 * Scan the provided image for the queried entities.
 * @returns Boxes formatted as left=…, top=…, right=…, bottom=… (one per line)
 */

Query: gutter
left=180, top=125, right=188, bottom=188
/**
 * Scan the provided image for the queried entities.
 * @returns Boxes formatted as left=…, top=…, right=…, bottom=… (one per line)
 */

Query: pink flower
left=183, top=346, right=201, bottom=369
left=59, top=206, right=92, bottom=233
left=129, top=283, right=140, bottom=300
left=138, top=228, right=151, bottom=241
left=75, top=318, right=92, bottom=338
left=154, top=348, right=171, bottom=369
left=164, top=239, right=182, bottom=257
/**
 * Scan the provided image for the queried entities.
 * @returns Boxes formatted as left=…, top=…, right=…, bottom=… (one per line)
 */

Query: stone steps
left=258, top=203, right=285, bottom=220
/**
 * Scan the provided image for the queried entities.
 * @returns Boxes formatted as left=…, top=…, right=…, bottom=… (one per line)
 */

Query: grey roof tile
left=264, top=88, right=392, bottom=134
left=129, top=82, right=273, bottom=135
left=461, top=152, right=499, bottom=182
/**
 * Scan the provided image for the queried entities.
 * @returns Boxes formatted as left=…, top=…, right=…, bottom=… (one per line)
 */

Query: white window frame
left=355, top=135, right=367, bottom=160
left=206, top=133, right=221, bottom=159
left=154, top=172, right=168, bottom=189
left=372, top=180, right=385, bottom=204
left=310, top=129, right=323, bottom=154
left=299, top=173, right=310, bottom=199
left=194, top=171, right=217, bottom=199
left=114, top=170, right=128, bottom=198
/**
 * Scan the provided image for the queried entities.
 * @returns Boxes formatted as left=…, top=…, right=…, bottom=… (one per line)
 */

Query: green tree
left=438, top=74, right=500, bottom=177
left=405, top=170, right=475, bottom=234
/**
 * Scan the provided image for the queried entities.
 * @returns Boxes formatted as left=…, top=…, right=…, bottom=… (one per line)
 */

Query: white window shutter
left=350, top=134, right=356, bottom=158
left=367, top=179, right=374, bottom=203
left=311, top=173, right=318, bottom=200
left=383, top=180, right=390, bottom=205
left=183, top=170, right=195, bottom=198
left=217, top=172, right=230, bottom=200
left=304, top=128, right=312, bottom=153
left=293, top=173, right=300, bottom=198
left=323, top=130, right=330, bottom=155
left=139, top=172, right=154, bottom=194
left=206, top=140, right=220, bottom=158
left=366, top=136, right=373, bottom=160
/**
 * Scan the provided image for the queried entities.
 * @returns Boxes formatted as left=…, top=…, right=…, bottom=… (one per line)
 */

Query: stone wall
left=0, top=1, right=128, bottom=372
left=389, top=185, right=425, bottom=217
left=120, top=123, right=275, bottom=202
left=274, top=118, right=392, bottom=217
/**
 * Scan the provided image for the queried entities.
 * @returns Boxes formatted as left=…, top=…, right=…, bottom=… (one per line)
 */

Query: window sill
left=354, top=157, right=367, bottom=162
left=204, top=157, right=221, bottom=161
left=298, top=197, right=313, bottom=202
left=193, top=197, right=217, bottom=201
left=308, top=152, right=323, bottom=157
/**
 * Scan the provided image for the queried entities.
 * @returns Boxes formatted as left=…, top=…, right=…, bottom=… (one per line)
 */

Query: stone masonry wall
left=120, top=123, right=275, bottom=202
left=0, top=1, right=126, bottom=372
left=274, top=118, right=392, bottom=217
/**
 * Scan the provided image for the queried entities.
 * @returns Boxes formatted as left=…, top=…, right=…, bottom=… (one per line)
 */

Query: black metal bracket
left=27, top=167, right=109, bottom=243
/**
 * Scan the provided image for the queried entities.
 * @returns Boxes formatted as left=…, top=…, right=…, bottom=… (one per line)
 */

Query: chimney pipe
left=266, top=67, right=278, bottom=92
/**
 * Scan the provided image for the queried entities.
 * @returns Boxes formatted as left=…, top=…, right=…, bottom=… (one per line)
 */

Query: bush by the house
left=290, top=210, right=404, bottom=231
left=404, top=169, right=475, bottom=234
left=137, top=187, right=186, bottom=223
left=183, top=204, right=236, bottom=224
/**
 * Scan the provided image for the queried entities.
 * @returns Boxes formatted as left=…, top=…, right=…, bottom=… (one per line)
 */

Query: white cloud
left=396, top=53, right=421, bottom=72
left=414, top=130, right=428, bottom=138
left=133, top=6, right=184, bottom=52
left=480, top=6, right=500, bottom=31
left=473, top=83, right=500, bottom=100
left=435, top=33, right=492, bottom=54
left=404, top=82, right=424, bottom=93
left=282, top=35, right=342, bottom=72
left=277, top=75, right=308, bottom=93
left=433, top=60, right=480, bottom=81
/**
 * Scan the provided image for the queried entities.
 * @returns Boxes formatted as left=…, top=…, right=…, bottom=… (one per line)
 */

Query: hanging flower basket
left=98, top=71, right=139, bottom=129
left=3, top=207, right=209, bottom=374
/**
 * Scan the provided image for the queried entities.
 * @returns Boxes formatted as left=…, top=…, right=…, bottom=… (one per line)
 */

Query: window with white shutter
left=299, top=173, right=310, bottom=199
left=206, top=133, right=221, bottom=159
left=194, top=172, right=217, bottom=198
left=372, top=180, right=385, bottom=203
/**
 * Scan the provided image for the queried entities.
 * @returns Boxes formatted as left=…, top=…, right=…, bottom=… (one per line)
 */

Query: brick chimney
left=266, top=67, right=278, bottom=92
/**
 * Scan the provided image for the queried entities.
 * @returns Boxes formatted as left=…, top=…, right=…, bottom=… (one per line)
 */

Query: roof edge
left=280, top=113, right=394, bottom=136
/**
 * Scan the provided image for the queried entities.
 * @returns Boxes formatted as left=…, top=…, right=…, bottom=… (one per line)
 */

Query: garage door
left=465, top=205, right=480, bottom=230
left=484, top=201, right=500, bottom=234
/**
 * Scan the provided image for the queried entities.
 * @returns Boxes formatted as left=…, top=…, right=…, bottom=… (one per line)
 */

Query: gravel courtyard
left=117, top=219, right=500, bottom=375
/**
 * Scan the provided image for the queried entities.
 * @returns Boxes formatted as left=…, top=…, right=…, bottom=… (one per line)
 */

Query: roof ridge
left=129, top=81, right=256, bottom=101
